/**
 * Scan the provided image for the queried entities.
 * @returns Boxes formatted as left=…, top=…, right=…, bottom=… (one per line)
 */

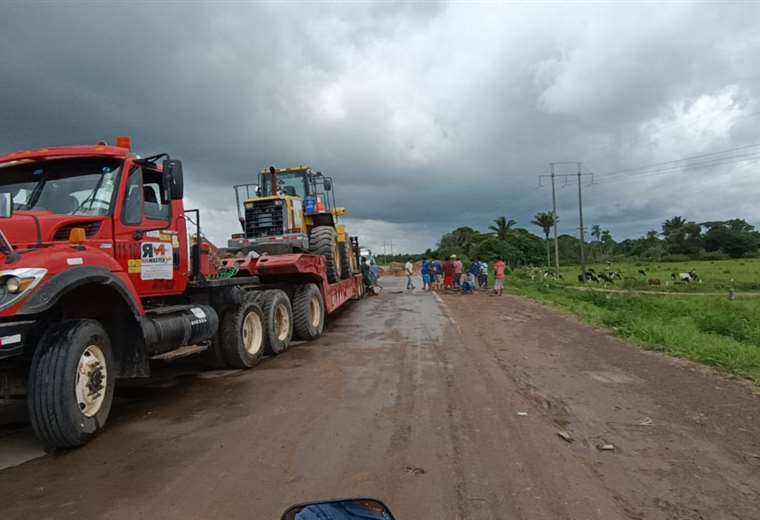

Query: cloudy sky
left=2, top=1, right=759, bottom=252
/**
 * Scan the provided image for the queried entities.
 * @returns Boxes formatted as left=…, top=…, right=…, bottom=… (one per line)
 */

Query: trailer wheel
left=255, top=290, right=293, bottom=355
left=28, top=320, right=115, bottom=449
left=309, top=226, right=340, bottom=283
left=220, top=296, right=265, bottom=368
left=292, top=284, right=325, bottom=341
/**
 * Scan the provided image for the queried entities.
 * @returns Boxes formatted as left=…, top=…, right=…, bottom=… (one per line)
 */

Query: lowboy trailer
left=0, top=137, right=364, bottom=448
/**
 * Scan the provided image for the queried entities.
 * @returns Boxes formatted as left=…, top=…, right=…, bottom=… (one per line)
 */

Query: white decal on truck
left=140, top=242, right=173, bottom=280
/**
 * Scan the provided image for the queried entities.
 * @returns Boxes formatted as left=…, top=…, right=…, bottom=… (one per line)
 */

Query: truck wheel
left=28, top=320, right=115, bottom=449
left=339, top=241, right=352, bottom=279
left=309, top=226, right=340, bottom=283
left=255, top=290, right=293, bottom=355
left=220, top=296, right=265, bottom=368
left=292, top=284, right=325, bottom=341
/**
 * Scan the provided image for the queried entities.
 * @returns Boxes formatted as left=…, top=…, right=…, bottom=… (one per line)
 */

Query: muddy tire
left=292, top=284, right=325, bottom=341
left=309, top=226, right=340, bottom=283
left=339, top=241, right=352, bottom=279
left=219, top=295, right=265, bottom=368
left=253, top=289, right=293, bottom=355
left=28, top=320, right=115, bottom=449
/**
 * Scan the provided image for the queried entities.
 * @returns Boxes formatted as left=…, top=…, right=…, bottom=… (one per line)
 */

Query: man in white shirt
left=404, top=259, right=415, bottom=290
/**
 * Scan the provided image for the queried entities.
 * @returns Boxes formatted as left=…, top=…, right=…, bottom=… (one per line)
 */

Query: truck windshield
left=260, top=172, right=310, bottom=198
left=0, top=157, right=122, bottom=216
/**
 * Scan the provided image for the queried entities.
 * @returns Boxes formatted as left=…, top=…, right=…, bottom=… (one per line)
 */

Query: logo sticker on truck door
left=140, top=242, right=173, bottom=280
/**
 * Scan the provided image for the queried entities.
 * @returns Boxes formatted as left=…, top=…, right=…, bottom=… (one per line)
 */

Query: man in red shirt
left=493, top=257, right=507, bottom=296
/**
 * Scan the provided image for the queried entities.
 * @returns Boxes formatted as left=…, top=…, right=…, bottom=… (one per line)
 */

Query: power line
left=596, top=142, right=760, bottom=179
left=592, top=151, right=760, bottom=186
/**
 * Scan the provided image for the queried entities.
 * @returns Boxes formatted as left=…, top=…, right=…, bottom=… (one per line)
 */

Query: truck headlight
left=0, top=268, right=47, bottom=311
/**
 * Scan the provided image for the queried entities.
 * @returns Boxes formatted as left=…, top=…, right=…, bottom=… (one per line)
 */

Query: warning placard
left=140, top=242, right=173, bottom=280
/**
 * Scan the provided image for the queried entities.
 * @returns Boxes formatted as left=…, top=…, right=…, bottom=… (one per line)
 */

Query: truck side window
left=122, top=167, right=142, bottom=225
left=142, top=169, right=170, bottom=220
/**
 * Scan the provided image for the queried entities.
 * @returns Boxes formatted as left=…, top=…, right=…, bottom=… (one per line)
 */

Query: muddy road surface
left=1, top=278, right=759, bottom=519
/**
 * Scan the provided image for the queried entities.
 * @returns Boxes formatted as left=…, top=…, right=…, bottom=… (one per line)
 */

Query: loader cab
left=257, top=166, right=335, bottom=212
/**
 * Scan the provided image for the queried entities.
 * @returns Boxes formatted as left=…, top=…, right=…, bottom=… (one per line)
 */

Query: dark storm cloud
left=1, top=1, right=759, bottom=251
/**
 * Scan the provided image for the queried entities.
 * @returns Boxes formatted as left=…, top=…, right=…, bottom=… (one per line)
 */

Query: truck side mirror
left=162, top=159, right=184, bottom=200
left=0, top=193, right=13, bottom=218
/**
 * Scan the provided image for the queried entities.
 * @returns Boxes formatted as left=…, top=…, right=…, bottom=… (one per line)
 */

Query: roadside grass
left=507, top=279, right=760, bottom=385
left=545, top=257, right=760, bottom=293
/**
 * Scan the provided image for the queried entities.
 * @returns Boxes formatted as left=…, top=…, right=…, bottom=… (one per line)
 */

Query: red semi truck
left=0, top=138, right=364, bottom=448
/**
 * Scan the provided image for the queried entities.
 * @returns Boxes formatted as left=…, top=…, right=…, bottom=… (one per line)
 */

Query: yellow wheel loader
left=230, top=166, right=358, bottom=283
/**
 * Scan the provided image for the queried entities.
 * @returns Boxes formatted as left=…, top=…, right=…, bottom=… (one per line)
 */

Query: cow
left=638, top=269, right=647, bottom=276
left=648, top=278, right=661, bottom=286
left=671, top=271, right=701, bottom=283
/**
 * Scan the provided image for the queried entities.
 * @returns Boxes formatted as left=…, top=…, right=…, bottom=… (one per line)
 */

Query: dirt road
left=1, top=278, right=759, bottom=519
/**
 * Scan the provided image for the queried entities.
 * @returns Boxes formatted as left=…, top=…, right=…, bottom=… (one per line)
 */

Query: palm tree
left=662, top=216, right=686, bottom=237
left=489, top=216, right=517, bottom=240
left=531, top=211, right=558, bottom=269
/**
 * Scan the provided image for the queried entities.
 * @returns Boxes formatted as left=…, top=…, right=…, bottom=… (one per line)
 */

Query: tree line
left=375, top=214, right=760, bottom=267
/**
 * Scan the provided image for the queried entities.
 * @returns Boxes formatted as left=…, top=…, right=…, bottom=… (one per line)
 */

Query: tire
left=309, top=226, right=340, bottom=283
left=292, top=284, right=325, bottom=341
left=339, top=241, right=352, bottom=280
left=253, top=289, right=293, bottom=355
left=219, top=295, right=265, bottom=368
left=28, top=320, right=115, bottom=449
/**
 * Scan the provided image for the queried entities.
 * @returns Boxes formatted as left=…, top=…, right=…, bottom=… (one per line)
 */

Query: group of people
left=404, top=255, right=507, bottom=295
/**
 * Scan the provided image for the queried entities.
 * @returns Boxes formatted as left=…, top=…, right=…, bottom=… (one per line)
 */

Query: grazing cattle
left=599, top=273, right=614, bottom=283
left=610, top=271, right=623, bottom=280
left=671, top=271, right=701, bottom=283
left=579, top=271, right=600, bottom=283
left=648, top=278, right=661, bottom=286
left=638, top=269, right=647, bottom=276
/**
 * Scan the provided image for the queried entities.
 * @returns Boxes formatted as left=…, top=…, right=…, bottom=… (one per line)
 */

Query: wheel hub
left=76, top=345, right=107, bottom=417
left=310, top=296, right=322, bottom=328
left=242, top=312, right=263, bottom=355
left=275, top=303, right=290, bottom=341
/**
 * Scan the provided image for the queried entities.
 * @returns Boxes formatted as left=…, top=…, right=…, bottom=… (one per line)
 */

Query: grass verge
left=507, top=279, right=760, bottom=385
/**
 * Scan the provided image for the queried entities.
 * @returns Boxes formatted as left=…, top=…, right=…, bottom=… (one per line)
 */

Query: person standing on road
left=421, top=258, right=432, bottom=291
left=493, top=257, right=507, bottom=296
left=453, top=255, right=463, bottom=288
left=433, top=258, right=443, bottom=290
left=469, top=260, right=481, bottom=290
left=405, top=258, right=415, bottom=290
left=478, top=259, right=488, bottom=288
left=443, top=255, right=456, bottom=289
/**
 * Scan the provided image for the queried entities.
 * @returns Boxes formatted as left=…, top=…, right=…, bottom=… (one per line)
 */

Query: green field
left=531, top=258, right=760, bottom=292
left=507, top=259, right=760, bottom=384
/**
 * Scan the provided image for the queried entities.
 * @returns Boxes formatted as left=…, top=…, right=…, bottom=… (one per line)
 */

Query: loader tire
left=292, top=284, right=325, bottom=341
left=339, top=241, right=352, bottom=279
left=309, top=226, right=340, bottom=283
left=219, top=295, right=265, bottom=368
left=254, top=289, right=293, bottom=355
left=28, top=320, right=115, bottom=449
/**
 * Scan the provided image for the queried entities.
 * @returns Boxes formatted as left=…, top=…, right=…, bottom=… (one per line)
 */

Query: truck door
left=113, top=164, right=185, bottom=297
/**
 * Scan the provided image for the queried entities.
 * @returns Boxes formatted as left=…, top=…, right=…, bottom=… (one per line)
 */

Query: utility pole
left=539, top=162, right=593, bottom=279
left=549, top=164, right=560, bottom=277
left=576, top=162, right=587, bottom=276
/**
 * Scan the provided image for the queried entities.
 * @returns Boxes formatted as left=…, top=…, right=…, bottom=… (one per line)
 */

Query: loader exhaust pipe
left=269, top=166, right=278, bottom=195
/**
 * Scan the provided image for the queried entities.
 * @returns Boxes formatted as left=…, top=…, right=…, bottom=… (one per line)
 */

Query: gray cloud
left=1, top=1, right=759, bottom=252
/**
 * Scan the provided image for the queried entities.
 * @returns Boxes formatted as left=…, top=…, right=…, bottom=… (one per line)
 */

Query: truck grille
left=245, top=200, right=286, bottom=238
